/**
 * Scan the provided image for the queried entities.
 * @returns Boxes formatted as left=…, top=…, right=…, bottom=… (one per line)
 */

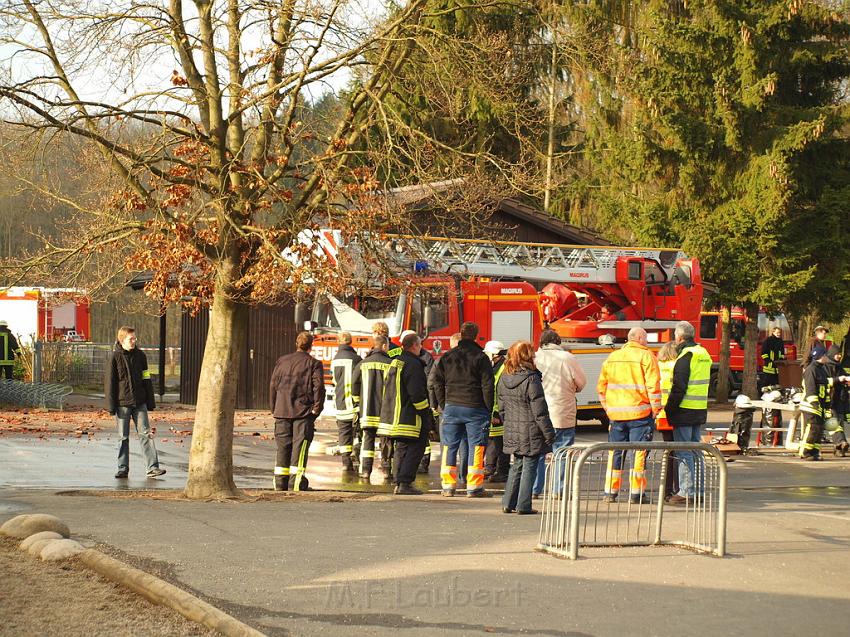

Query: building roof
left=495, top=199, right=610, bottom=246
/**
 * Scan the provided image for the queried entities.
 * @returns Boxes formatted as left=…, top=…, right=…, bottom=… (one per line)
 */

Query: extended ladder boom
left=302, top=229, right=688, bottom=285
left=385, top=235, right=688, bottom=284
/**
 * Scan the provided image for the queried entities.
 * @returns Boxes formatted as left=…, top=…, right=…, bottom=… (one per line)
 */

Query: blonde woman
left=656, top=341, right=679, bottom=499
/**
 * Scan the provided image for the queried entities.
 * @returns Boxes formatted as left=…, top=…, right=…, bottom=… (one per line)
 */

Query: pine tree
left=570, top=0, right=850, bottom=395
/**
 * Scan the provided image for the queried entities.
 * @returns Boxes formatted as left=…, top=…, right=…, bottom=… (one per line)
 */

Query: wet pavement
left=0, top=419, right=613, bottom=493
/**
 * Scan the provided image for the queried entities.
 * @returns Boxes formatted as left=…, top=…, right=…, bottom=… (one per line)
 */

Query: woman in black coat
left=498, top=341, right=555, bottom=514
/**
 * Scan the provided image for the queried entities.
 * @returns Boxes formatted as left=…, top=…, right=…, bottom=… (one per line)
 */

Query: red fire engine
left=302, top=232, right=705, bottom=424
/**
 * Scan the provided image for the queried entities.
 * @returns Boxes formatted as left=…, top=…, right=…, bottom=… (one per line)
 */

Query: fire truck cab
left=697, top=309, right=797, bottom=393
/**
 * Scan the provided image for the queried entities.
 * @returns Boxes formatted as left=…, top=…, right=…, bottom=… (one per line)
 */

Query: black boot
left=342, top=457, right=355, bottom=472
left=394, top=483, right=423, bottom=495
left=417, top=457, right=430, bottom=474
left=273, top=476, right=289, bottom=491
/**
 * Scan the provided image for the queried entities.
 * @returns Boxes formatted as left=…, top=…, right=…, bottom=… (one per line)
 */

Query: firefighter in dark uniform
left=379, top=332, right=433, bottom=495
left=373, top=321, right=401, bottom=478
left=0, top=320, right=19, bottom=380
left=760, top=326, right=785, bottom=387
left=825, top=344, right=850, bottom=457
left=351, top=335, right=392, bottom=478
left=400, top=329, right=436, bottom=474
left=800, top=348, right=831, bottom=461
left=484, top=341, right=510, bottom=482
left=332, top=331, right=362, bottom=471
left=270, top=331, right=326, bottom=490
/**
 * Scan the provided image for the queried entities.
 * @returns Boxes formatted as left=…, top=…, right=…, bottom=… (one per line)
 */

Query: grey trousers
left=116, top=405, right=159, bottom=472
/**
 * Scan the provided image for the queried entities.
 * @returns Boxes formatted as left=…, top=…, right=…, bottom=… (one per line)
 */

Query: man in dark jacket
left=379, top=332, right=433, bottom=495
left=800, top=348, right=832, bottom=461
left=0, top=320, right=19, bottom=380
left=760, top=326, right=785, bottom=387
left=332, top=331, right=362, bottom=471
left=431, top=322, right=495, bottom=497
left=666, top=321, right=712, bottom=505
left=270, top=331, right=326, bottom=490
left=351, top=335, right=392, bottom=479
left=397, top=329, right=436, bottom=474
left=105, top=326, right=164, bottom=479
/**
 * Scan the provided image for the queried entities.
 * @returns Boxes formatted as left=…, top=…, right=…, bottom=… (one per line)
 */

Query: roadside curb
left=79, top=548, right=266, bottom=637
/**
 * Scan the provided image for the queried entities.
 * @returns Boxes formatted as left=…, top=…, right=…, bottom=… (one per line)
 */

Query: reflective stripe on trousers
left=440, top=446, right=458, bottom=489
left=466, top=445, right=486, bottom=491
left=291, top=439, right=310, bottom=491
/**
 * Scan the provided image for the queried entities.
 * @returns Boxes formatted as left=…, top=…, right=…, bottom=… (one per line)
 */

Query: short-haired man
left=533, top=329, right=586, bottom=495
left=665, top=321, right=712, bottom=505
left=270, top=331, right=326, bottom=491
left=805, top=325, right=830, bottom=367
left=399, top=329, right=437, bottom=474
left=105, top=326, right=164, bottom=479
left=432, top=322, right=495, bottom=497
left=379, top=332, right=433, bottom=494
left=597, top=327, right=661, bottom=504
left=352, top=335, right=392, bottom=478
left=332, top=331, right=362, bottom=472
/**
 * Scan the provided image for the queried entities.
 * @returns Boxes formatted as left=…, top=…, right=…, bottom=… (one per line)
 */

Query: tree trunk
left=742, top=303, right=759, bottom=399
left=797, top=314, right=815, bottom=361
left=715, top=306, right=732, bottom=402
left=184, top=271, right=247, bottom=499
left=543, top=38, right=557, bottom=213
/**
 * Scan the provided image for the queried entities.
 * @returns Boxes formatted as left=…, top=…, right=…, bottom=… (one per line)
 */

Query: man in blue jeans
left=597, top=328, right=661, bottom=504
left=431, top=322, right=494, bottom=497
left=105, top=326, right=165, bottom=479
left=665, top=321, right=712, bottom=505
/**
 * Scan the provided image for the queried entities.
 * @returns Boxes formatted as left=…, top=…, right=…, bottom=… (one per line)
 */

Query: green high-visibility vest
left=490, top=363, right=506, bottom=438
left=676, top=343, right=712, bottom=410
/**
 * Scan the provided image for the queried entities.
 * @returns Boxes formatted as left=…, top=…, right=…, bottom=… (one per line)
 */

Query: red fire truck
left=302, top=232, right=705, bottom=424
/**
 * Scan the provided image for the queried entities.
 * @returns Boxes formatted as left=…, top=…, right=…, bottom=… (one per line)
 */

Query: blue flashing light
left=414, top=260, right=430, bottom=273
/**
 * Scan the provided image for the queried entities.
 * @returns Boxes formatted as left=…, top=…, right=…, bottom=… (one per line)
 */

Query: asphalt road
left=3, top=411, right=850, bottom=636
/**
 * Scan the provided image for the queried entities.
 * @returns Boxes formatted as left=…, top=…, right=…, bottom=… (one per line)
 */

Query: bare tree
left=0, top=0, right=527, bottom=498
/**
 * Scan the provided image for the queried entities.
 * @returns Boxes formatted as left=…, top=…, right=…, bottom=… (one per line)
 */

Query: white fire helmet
left=399, top=329, right=417, bottom=342
left=762, top=389, right=782, bottom=403
left=484, top=340, right=506, bottom=356
left=598, top=334, right=616, bottom=347
left=734, top=394, right=753, bottom=410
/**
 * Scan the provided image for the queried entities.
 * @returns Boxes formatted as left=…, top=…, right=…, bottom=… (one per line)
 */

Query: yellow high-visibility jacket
left=597, top=341, right=662, bottom=421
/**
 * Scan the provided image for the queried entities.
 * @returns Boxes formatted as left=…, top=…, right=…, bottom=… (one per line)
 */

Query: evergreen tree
left=569, top=0, right=850, bottom=395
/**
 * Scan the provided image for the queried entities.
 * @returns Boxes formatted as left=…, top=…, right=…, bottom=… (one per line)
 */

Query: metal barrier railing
left=537, top=442, right=727, bottom=560
left=0, top=378, right=73, bottom=410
